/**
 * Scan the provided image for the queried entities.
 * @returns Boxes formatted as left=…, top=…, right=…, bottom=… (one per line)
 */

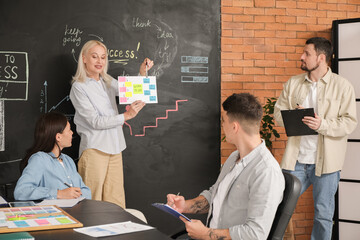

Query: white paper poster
left=118, top=76, right=158, bottom=104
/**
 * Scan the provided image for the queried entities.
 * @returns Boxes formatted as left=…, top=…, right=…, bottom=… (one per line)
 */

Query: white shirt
left=210, top=158, right=244, bottom=228
left=298, top=78, right=318, bottom=164
left=70, top=77, right=126, bottom=156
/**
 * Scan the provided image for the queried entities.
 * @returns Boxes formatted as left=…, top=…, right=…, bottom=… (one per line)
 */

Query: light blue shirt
left=70, top=77, right=126, bottom=156
left=14, top=152, right=91, bottom=200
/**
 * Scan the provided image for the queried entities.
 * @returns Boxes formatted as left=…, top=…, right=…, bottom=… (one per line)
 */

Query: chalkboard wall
left=0, top=0, right=220, bottom=233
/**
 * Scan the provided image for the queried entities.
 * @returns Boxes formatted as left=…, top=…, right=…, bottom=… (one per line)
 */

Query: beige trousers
left=78, top=149, right=126, bottom=208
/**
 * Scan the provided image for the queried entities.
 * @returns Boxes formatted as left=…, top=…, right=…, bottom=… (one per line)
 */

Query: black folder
left=280, top=108, right=318, bottom=136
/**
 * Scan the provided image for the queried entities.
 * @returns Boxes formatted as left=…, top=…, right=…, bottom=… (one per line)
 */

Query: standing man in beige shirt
left=274, top=37, right=357, bottom=240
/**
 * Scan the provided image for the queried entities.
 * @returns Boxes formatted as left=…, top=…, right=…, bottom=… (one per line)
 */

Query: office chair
left=267, top=171, right=301, bottom=240
left=171, top=171, right=301, bottom=240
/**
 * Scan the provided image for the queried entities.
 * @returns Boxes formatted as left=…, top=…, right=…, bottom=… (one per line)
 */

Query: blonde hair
left=71, top=40, right=113, bottom=86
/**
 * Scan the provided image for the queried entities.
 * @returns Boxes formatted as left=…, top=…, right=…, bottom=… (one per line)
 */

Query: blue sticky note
left=149, top=84, right=156, bottom=90
left=14, top=220, right=30, bottom=227
left=143, top=78, right=150, bottom=84
left=150, top=96, right=156, bottom=102
left=144, top=90, right=151, bottom=95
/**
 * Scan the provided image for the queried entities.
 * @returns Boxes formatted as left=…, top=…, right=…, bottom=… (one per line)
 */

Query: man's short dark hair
left=306, top=37, right=333, bottom=62
left=222, top=93, right=263, bottom=134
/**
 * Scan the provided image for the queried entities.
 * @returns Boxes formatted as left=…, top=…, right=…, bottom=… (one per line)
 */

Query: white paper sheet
left=74, top=221, right=154, bottom=237
left=36, top=197, right=85, bottom=208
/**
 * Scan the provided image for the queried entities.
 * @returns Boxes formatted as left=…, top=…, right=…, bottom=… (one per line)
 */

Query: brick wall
left=220, top=0, right=360, bottom=239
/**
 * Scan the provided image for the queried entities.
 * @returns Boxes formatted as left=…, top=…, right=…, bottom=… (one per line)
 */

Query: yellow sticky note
left=125, top=82, right=132, bottom=87
left=125, top=92, right=132, bottom=97
left=133, top=84, right=143, bottom=94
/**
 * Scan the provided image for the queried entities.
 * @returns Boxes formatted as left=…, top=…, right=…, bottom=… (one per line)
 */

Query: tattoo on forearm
left=208, top=229, right=227, bottom=240
left=190, top=198, right=209, bottom=214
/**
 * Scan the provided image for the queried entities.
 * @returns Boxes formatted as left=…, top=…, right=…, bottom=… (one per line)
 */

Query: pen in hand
left=64, top=182, right=72, bottom=188
left=145, top=61, right=148, bottom=78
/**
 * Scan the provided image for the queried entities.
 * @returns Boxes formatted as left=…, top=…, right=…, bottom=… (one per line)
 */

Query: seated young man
left=167, top=93, right=285, bottom=240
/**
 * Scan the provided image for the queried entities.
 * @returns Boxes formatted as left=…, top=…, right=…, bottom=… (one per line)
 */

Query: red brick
left=243, top=67, right=265, bottom=75
left=286, top=38, right=306, bottom=46
left=222, top=29, right=233, bottom=37
left=222, top=67, right=243, bottom=74
left=265, top=53, right=286, bottom=60
left=244, top=22, right=265, bottom=30
left=233, top=15, right=254, bottom=22
left=221, top=0, right=232, bottom=7
left=276, top=31, right=296, bottom=38
left=222, top=59, right=233, bottom=66
left=265, top=38, right=286, bottom=45
left=222, top=21, right=244, bottom=30
left=233, top=60, right=254, bottom=67
left=296, top=2, right=317, bottom=9
left=276, top=60, right=297, bottom=68
left=221, top=44, right=233, bottom=52
left=254, top=44, right=274, bottom=53
left=233, top=75, right=254, bottom=82
left=243, top=38, right=265, bottom=45
left=222, top=37, right=243, bottom=45
left=275, top=45, right=296, bottom=53
left=244, top=8, right=265, bottom=15
left=285, top=67, right=303, bottom=75
left=243, top=82, right=265, bottom=89
left=297, top=16, right=317, bottom=24
left=264, top=82, right=283, bottom=89
left=347, top=11, right=360, bottom=18
left=338, top=4, right=357, bottom=11
left=306, top=24, right=330, bottom=32
left=255, top=60, right=276, bottom=67
left=296, top=31, right=317, bottom=39
left=222, top=7, right=244, bottom=14
left=233, top=0, right=253, bottom=7
left=254, top=75, right=275, bottom=82
left=317, top=17, right=333, bottom=25
left=254, top=0, right=275, bottom=7
left=255, top=30, right=276, bottom=38
left=317, top=3, right=337, bottom=10
left=221, top=74, right=233, bottom=82
left=286, top=8, right=307, bottom=16
left=307, top=10, right=326, bottom=18
left=265, top=67, right=285, bottom=75
left=276, top=1, right=297, bottom=8
left=232, top=45, right=254, bottom=52
left=265, top=8, right=286, bottom=15
left=254, top=15, right=276, bottom=23
left=294, top=227, right=306, bottom=235
left=286, top=53, right=302, bottom=61
left=265, top=23, right=286, bottom=30
left=222, top=82, right=244, bottom=90
left=233, top=29, right=255, bottom=37
left=222, top=14, right=233, bottom=22
left=327, top=11, right=347, bottom=18
left=286, top=24, right=307, bottom=31
left=222, top=52, right=243, bottom=60
left=276, top=16, right=296, bottom=24
left=244, top=52, right=265, bottom=60
left=276, top=75, right=291, bottom=82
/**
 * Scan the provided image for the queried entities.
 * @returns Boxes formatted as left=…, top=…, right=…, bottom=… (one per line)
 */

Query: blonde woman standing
left=70, top=40, right=153, bottom=208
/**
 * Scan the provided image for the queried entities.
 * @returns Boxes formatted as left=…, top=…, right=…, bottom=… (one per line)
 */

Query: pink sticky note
left=119, top=87, right=126, bottom=92
left=120, top=97, right=127, bottom=103
left=35, top=219, right=50, bottom=225
left=118, top=77, right=126, bottom=82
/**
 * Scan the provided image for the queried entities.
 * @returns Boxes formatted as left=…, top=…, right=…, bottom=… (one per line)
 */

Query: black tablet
left=280, top=108, right=318, bottom=136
